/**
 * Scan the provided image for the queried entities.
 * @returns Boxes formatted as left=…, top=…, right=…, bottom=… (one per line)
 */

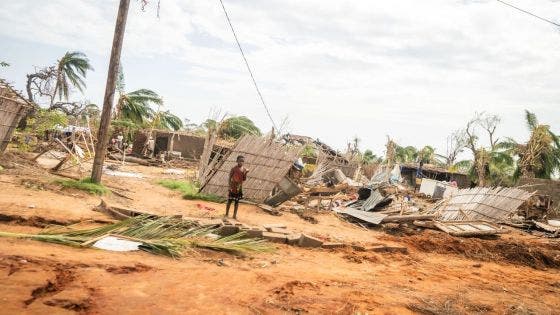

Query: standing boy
left=226, top=155, right=249, bottom=219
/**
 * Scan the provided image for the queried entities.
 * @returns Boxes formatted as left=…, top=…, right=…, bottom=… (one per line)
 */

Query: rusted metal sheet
left=200, top=135, right=301, bottom=202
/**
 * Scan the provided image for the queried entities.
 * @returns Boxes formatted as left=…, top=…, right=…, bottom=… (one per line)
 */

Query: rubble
left=262, top=232, right=287, bottom=244
left=298, top=234, right=323, bottom=248
left=321, top=242, right=345, bottom=249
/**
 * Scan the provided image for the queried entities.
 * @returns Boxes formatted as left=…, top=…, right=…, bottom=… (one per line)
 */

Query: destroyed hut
left=400, top=162, right=471, bottom=188
left=133, top=130, right=232, bottom=161
left=200, top=135, right=302, bottom=204
left=0, top=79, right=32, bottom=153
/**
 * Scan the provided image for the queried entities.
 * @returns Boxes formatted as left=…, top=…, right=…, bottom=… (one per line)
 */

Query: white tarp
left=93, top=236, right=142, bottom=252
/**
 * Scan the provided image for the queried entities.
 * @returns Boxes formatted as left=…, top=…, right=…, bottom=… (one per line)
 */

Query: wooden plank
left=432, top=187, right=533, bottom=222
left=433, top=220, right=508, bottom=236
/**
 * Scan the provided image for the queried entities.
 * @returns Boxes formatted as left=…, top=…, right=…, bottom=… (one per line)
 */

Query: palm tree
left=362, top=149, right=381, bottom=165
left=114, top=89, right=161, bottom=124
left=152, top=110, right=183, bottom=131
left=219, top=116, right=261, bottom=140
left=418, top=145, right=436, bottom=164
left=301, top=144, right=317, bottom=159
left=457, top=147, right=515, bottom=186
left=395, top=146, right=418, bottom=163
left=500, top=110, right=560, bottom=179
left=52, top=51, right=93, bottom=104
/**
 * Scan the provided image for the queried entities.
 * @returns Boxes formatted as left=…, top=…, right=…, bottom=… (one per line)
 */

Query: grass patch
left=158, top=179, right=224, bottom=203
left=56, top=177, right=109, bottom=195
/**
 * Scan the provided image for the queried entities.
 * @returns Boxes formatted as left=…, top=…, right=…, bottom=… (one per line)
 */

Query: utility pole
left=91, top=0, right=131, bottom=183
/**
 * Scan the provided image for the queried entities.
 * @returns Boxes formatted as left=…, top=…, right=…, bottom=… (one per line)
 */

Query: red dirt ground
left=0, top=154, right=559, bottom=314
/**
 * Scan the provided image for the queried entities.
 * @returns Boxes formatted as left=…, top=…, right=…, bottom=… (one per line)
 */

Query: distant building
left=400, top=162, right=472, bottom=188
left=132, top=130, right=232, bottom=161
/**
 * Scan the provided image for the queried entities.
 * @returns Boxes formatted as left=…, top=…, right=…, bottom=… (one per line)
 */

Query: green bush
left=56, top=177, right=109, bottom=195
left=158, top=179, right=224, bottom=203
left=26, top=109, right=68, bottom=134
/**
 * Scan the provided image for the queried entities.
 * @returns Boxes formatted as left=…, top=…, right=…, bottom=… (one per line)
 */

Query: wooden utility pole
left=91, top=0, right=131, bottom=183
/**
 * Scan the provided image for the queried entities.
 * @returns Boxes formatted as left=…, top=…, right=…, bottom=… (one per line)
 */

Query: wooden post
left=91, top=0, right=131, bottom=183
left=169, top=133, right=175, bottom=152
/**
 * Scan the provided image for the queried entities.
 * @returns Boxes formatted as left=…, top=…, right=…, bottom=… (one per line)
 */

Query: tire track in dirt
left=24, top=264, right=76, bottom=306
left=0, top=254, right=154, bottom=312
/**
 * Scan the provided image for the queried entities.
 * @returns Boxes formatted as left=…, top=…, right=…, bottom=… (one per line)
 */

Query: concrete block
left=263, top=223, right=287, bottom=231
left=217, top=225, right=240, bottom=236
left=286, top=233, right=302, bottom=245
left=198, top=219, right=224, bottom=227
left=269, top=227, right=292, bottom=235
left=322, top=242, right=345, bottom=249
left=298, top=234, right=323, bottom=248
left=369, top=245, right=408, bottom=254
left=262, top=232, right=287, bottom=244
left=245, top=229, right=264, bottom=238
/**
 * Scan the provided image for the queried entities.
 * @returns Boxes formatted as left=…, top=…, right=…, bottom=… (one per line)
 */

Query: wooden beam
left=91, top=0, right=131, bottom=183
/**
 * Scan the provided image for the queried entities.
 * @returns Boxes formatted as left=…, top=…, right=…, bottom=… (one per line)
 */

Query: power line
left=496, top=0, right=560, bottom=28
left=218, top=0, right=278, bottom=131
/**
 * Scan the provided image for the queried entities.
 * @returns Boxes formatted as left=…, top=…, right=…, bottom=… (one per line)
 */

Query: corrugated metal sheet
left=335, top=207, right=388, bottom=224
left=361, top=190, right=387, bottom=211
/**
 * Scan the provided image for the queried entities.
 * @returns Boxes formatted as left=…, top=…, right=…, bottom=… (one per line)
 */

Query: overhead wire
left=217, top=0, right=278, bottom=131
left=496, top=0, right=560, bottom=28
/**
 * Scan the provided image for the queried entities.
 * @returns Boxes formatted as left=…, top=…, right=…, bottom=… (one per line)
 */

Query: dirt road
left=0, top=156, right=559, bottom=314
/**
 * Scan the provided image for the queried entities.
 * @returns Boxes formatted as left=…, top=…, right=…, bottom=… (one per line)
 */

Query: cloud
left=1, top=0, right=559, bottom=156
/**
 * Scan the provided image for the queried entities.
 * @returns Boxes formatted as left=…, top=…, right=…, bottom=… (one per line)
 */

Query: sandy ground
left=1, top=152, right=559, bottom=314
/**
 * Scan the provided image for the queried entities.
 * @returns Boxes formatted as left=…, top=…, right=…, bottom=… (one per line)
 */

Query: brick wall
left=518, top=178, right=560, bottom=209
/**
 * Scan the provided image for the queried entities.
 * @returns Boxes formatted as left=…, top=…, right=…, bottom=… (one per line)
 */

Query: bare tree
left=441, top=129, right=468, bottom=167
left=25, top=66, right=57, bottom=103
left=478, top=113, right=501, bottom=149
left=463, top=112, right=503, bottom=186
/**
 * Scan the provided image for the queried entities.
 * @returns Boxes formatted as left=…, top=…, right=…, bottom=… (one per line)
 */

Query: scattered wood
left=257, top=204, right=281, bottom=216
left=381, top=214, right=435, bottom=223
left=433, top=220, right=508, bottom=237
left=108, top=153, right=151, bottom=166
left=94, top=199, right=146, bottom=220
left=412, top=220, right=437, bottom=229
left=428, top=187, right=533, bottom=222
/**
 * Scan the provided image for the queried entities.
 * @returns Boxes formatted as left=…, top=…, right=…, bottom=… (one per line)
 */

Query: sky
left=1, top=0, right=559, bottom=159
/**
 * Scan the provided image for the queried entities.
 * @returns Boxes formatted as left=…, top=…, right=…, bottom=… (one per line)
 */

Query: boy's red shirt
left=229, top=165, right=247, bottom=193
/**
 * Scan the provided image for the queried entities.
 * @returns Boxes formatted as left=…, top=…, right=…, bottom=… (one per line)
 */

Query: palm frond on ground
left=0, top=215, right=273, bottom=258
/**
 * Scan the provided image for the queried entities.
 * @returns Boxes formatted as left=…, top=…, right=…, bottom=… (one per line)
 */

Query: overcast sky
left=1, top=0, right=559, bottom=158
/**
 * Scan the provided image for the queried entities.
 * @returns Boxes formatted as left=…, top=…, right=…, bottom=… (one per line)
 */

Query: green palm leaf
left=116, top=89, right=161, bottom=124
left=54, top=51, right=94, bottom=100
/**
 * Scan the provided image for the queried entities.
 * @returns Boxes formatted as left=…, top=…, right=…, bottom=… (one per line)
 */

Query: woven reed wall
left=0, top=80, right=31, bottom=153
left=201, top=135, right=301, bottom=202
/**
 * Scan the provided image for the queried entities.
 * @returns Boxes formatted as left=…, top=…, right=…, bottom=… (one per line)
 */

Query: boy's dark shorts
left=228, top=191, right=243, bottom=201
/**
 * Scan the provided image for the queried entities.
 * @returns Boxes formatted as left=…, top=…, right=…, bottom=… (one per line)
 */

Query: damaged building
left=132, top=130, right=232, bottom=161
left=400, top=162, right=472, bottom=188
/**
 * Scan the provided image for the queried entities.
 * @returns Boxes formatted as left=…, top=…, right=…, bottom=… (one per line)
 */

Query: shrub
left=56, top=177, right=109, bottom=195
left=158, top=179, right=224, bottom=203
